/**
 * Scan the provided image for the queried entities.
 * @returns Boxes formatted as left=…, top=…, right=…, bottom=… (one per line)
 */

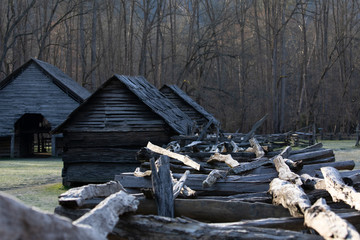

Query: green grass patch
left=0, top=158, right=64, bottom=213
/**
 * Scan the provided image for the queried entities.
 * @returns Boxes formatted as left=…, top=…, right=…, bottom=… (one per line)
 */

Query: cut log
left=58, top=181, right=125, bottom=208
left=273, top=155, right=302, bottom=185
left=268, top=178, right=311, bottom=217
left=207, top=152, right=240, bottom=168
left=111, top=214, right=322, bottom=240
left=249, top=137, right=265, bottom=158
left=74, top=191, right=139, bottom=239
left=304, top=198, right=360, bottom=240
left=202, top=169, right=227, bottom=188
left=150, top=156, right=174, bottom=217
left=147, top=142, right=201, bottom=170
left=321, top=166, right=360, bottom=210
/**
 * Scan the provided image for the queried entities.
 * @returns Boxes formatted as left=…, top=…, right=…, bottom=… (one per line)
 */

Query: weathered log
left=273, top=155, right=302, bottom=185
left=207, top=152, right=240, bottom=168
left=58, top=180, right=125, bottom=208
left=269, top=178, right=311, bottom=217
left=147, top=142, right=201, bottom=170
left=343, top=172, right=360, bottom=186
left=289, top=148, right=334, bottom=162
left=116, top=172, right=276, bottom=195
left=150, top=156, right=174, bottom=217
left=0, top=190, right=138, bottom=240
left=285, top=159, right=303, bottom=172
left=111, top=214, right=322, bottom=240
left=301, top=173, right=326, bottom=190
left=230, top=157, right=270, bottom=175
left=321, top=166, right=360, bottom=210
left=173, top=170, right=190, bottom=198
left=202, top=169, right=227, bottom=188
left=74, top=191, right=139, bottom=239
left=229, top=211, right=360, bottom=232
left=56, top=196, right=291, bottom=223
left=249, top=137, right=265, bottom=158
left=304, top=198, right=360, bottom=240
left=279, top=146, right=292, bottom=158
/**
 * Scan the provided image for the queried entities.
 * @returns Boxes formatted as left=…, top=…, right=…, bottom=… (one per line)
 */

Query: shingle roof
left=161, top=84, right=220, bottom=127
left=0, top=58, right=90, bottom=103
left=54, top=75, right=193, bottom=135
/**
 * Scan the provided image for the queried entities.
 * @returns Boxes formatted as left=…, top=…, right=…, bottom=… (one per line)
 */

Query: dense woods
left=1, top=0, right=360, bottom=134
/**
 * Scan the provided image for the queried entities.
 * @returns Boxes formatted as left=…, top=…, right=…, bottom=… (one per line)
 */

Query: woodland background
left=1, top=0, right=359, bottom=134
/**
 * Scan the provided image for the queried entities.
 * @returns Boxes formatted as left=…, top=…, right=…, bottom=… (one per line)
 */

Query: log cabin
left=0, top=58, right=90, bottom=158
left=160, top=84, right=220, bottom=134
left=53, top=75, right=193, bottom=186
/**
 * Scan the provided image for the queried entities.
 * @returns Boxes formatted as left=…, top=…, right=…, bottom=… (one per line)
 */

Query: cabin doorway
left=14, top=114, right=52, bottom=157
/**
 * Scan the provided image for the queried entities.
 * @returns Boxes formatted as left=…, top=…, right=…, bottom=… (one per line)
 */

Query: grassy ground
left=0, top=158, right=66, bottom=213
left=1, top=140, right=360, bottom=213
left=322, top=140, right=360, bottom=169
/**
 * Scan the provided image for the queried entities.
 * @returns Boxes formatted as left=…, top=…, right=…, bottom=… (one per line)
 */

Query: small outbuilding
left=0, top=58, right=90, bottom=157
left=53, top=75, right=193, bottom=186
left=160, top=84, right=220, bottom=133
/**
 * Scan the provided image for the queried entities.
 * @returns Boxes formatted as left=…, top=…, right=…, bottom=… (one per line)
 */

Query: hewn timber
left=321, top=166, right=360, bottom=210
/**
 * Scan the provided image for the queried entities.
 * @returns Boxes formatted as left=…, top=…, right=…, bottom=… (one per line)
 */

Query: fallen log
left=288, top=149, right=334, bottom=162
left=273, top=155, right=302, bottom=185
left=230, top=157, right=270, bottom=175
left=111, top=214, right=322, bottom=240
left=321, top=166, right=360, bottom=210
left=0, top=190, right=138, bottom=240
left=249, top=137, right=265, bottom=158
left=74, top=191, right=139, bottom=239
left=58, top=181, right=125, bottom=208
left=173, top=170, right=190, bottom=198
left=268, top=178, right=310, bottom=217
left=304, top=198, right=360, bottom=240
left=301, top=174, right=326, bottom=190
left=202, top=169, right=227, bottom=188
left=207, top=152, right=240, bottom=168
left=240, top=114, right=268, bottom=144
left=147, top=142, right=201, bottom=171
left=116, top=172, right=276, bottom=195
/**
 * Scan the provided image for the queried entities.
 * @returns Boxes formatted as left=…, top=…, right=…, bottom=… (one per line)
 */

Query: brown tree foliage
left=1, top=0, right=360, bottom=134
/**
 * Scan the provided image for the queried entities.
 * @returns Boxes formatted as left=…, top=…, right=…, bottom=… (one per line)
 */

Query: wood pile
left=55, top=134, right=360, bottom=240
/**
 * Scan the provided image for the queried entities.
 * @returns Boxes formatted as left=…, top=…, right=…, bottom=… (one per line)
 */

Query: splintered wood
left=147, top=142, right=201, bottom=170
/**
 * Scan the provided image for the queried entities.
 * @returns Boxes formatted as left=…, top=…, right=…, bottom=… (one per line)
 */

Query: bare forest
left=1, top=0, right=360, bottom=134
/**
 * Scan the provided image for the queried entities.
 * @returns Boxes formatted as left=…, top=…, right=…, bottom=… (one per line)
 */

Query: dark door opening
left=15, top=114, right=52, bottom=157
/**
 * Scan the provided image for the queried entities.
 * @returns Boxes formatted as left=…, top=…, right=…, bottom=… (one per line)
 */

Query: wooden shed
left=53, top=75, right=193, bottom=186
left=0, top=58, right=90, bottom=158
left=160, top=84, right=220, bottom=133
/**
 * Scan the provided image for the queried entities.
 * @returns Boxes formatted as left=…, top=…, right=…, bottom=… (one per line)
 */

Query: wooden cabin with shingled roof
left=160, top=84, right=220, bottom=134
left=53, top=75, right=193, bottom=187
left=0, top=58, right=90, bottom=158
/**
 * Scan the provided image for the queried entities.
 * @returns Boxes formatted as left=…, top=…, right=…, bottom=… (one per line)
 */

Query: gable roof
left=160, top=84, right=220, bottom=127
left=54, top=75, right=193, bottom=135
left=0, top=58, right=90, bottom=103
